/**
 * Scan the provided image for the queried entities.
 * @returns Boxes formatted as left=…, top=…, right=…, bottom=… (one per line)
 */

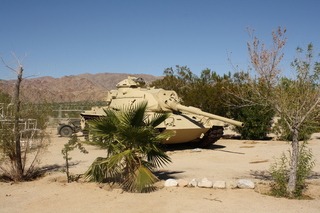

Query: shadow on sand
left=41, top=161, right=81, bottom=173
left=162, top=143, right=227, bottom=151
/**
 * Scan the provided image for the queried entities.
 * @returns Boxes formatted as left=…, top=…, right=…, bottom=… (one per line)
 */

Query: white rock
left=226, top=180, right=238, bottom=189
left=164, top=179, right=178, bottom=187
left=188, top=178, right=198, bottom=187
left=198, top=178, right=213, bottom=188
left=178, top=179, right=188, bottom=187
left=213, top=181, right=226, bottom=189
left=237, top=179, right=255, bottom=189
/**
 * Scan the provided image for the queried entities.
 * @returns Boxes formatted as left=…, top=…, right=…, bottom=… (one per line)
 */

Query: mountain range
left=0, top=73, right=161, bottom=103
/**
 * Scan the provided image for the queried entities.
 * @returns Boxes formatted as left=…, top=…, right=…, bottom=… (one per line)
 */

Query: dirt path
left=1, top=128, right=320, bottom=213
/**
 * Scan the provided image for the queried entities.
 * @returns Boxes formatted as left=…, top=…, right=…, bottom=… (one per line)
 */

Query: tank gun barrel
left=167, top=102, right=244, bottom=127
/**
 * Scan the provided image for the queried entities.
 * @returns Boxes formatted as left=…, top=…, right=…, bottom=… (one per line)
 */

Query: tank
left=80, top=76, right=244, bottom=147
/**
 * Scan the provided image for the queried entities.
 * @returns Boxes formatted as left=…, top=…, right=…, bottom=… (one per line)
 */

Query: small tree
left=0, top=53, right=49, bottom=181
left=229, top=27, right=319, bottom=197
left=61, top=134, right=88, bottom=182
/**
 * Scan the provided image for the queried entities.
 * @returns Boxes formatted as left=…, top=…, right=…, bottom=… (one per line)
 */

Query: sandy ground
left=1, top=128, right=320, bottom=213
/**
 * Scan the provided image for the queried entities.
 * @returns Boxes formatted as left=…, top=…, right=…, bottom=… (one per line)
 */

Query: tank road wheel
left=198, top=126, right=224, bottom=148
left=60, top=126, right=73, bottom=137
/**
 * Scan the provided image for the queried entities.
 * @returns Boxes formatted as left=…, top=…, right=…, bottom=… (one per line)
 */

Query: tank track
left=198, top=126, right=224, bottom=148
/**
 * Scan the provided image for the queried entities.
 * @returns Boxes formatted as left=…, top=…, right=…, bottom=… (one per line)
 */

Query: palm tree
left=84, top=101, right=172, bottom=193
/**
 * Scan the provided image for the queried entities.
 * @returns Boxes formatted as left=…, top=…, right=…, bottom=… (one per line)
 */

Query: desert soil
left=1, top=128, right=320, bottom=213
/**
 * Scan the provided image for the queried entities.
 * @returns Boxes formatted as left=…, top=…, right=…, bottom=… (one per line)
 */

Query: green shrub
left=273, top=118, right=320, bottom=141
left=231, top=106, right=275, bottom=140
left=269, top=142, right=315, bottom=198
left=269, top=153, right=289, bottom=197
left=294, top=143, right=316, bottom=196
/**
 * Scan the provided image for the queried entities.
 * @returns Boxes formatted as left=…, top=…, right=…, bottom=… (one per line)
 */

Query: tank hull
left=81, top=106, right=225, bottom=146
left=160, top=128, right=209, bottom=144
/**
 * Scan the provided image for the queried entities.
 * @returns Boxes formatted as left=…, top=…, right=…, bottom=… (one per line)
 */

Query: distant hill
left=0, top=73, right=162, bottom=103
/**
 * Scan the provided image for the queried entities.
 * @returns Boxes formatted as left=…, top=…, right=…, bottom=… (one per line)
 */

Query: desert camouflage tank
left=80, top=76, right=243, bottom=147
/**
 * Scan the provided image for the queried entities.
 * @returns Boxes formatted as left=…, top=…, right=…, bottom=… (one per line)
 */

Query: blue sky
left=1, top=0, right=319, bottom=80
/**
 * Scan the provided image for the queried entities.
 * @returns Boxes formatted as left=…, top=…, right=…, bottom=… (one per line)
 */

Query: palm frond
left=89, top=115, right=118, bottom=137
left=83, top=157, right=108, bottom=182
left=120, top=101, right=148, bottom=127
left=122, top=165, right=158, bottom=193
left=147, top=147, right=172, bottom=168
left=117, top=126, right=152, bottom=146
left=147, top=111, right=171, bottom=127
left=105, top=149, right=134, bottom=169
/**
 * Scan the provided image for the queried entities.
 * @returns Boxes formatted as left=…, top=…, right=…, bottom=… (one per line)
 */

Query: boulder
left=164, top=179, right=178, bottom=187
left=213, top=181, right=226, bottom=189
left=198, top=178, right=213, bottom=188
left=237, top=179, right=255, bottom=189
left=188, top=178, right=198, bottom=187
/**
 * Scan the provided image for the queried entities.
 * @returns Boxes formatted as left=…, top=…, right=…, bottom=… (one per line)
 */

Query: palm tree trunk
left=287, top=126, right=299, bottom=197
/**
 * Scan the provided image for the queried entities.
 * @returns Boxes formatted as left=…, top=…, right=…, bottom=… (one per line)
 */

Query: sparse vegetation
left=61, top=134, right=88, bottom=183
left=270, top=142, right=315, bottom=198
left=0, top=53, right=50, bottom=181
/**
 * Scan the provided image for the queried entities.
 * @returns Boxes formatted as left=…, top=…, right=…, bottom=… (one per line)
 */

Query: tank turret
left=81, top=76, right=243, bottom=147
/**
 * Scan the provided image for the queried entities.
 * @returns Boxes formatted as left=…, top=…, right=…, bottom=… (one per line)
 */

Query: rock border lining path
left=164, top=178, right=255, bottom=189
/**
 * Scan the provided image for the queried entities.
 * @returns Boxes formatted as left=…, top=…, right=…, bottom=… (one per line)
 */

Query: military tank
left=80, top=76, right=243, bottom=147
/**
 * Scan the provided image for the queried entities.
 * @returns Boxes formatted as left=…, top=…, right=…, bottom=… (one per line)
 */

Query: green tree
left=151, top=65, right=191, bottom=94
left=229, top=27, right=319, bottom=197
left=84, top=102, right=172, bottom=193
left=151, top=66, right=231, bottom=117
left=228, top=71, right=276, bottom=139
